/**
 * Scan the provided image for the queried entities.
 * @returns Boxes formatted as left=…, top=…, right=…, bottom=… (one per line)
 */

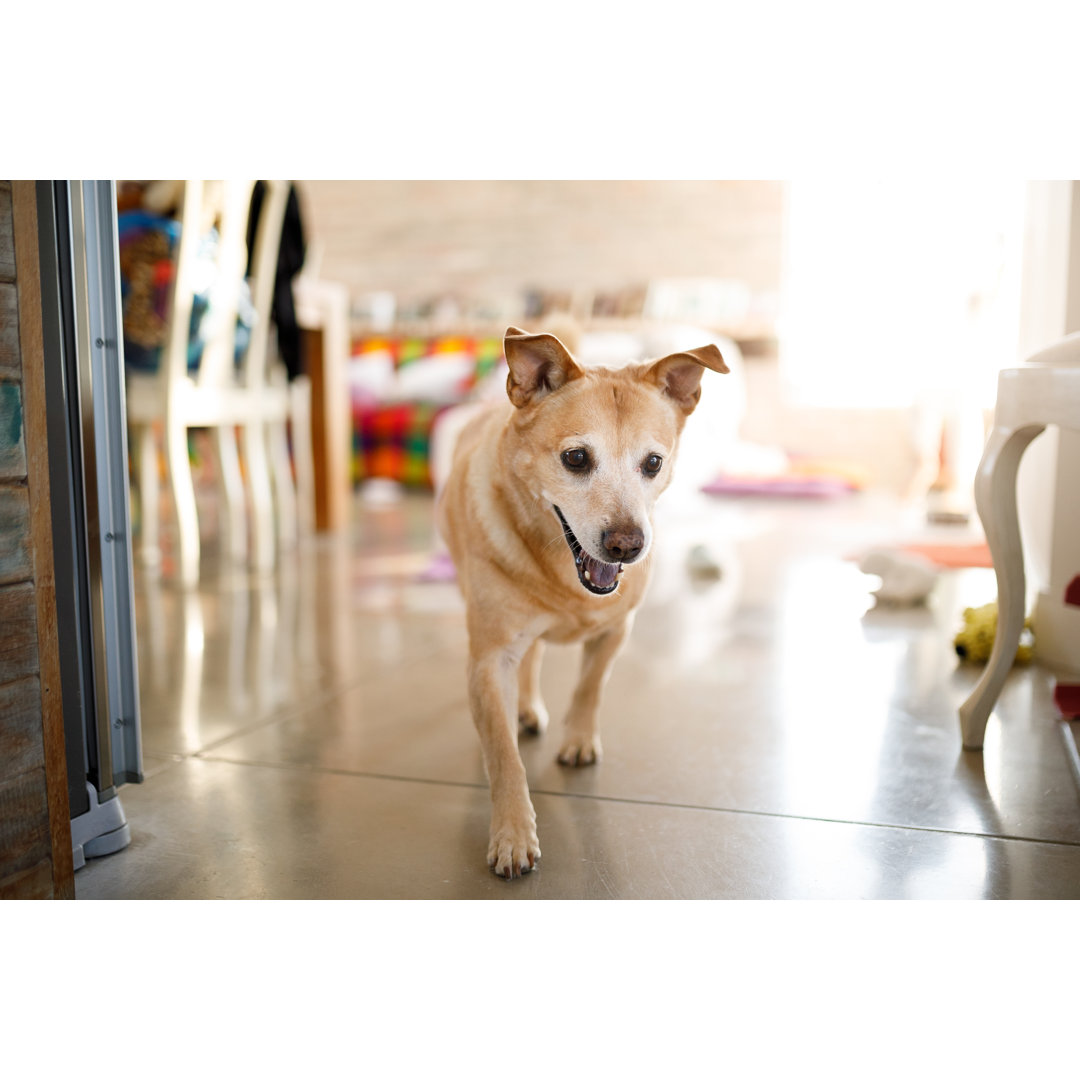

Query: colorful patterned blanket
left=350, top=335, right=503, bottom=489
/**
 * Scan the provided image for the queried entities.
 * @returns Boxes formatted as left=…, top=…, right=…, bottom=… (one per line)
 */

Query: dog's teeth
left=584, top=570, right=591, bottom=581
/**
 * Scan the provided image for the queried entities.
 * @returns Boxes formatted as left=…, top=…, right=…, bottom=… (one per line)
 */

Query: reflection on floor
left=76, top=490, right=1080, bottom=899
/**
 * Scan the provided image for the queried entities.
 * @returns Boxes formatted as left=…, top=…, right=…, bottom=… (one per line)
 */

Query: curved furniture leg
left=290, top=376, right=315, bottom=536
left=137, top=422, right=161, bottom=569
left=244, top=419, right=275, bottom=573
left=165, top=414, right=200, bottom=587
left=269, top=415, right=298, bottom=552
left=214, top=424, right=248, bottom=564
left=959, top=422, right=1046, bottom=748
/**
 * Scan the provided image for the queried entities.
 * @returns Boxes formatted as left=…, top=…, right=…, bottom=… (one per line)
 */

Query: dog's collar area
left=553, top=506, right=621, bottom=595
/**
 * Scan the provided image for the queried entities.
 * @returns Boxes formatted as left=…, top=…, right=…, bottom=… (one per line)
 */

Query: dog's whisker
left=540, top=534, right=566, bottom=556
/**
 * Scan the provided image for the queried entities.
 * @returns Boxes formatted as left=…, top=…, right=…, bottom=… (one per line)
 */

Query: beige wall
left=298, top=180, right=931, bottom=493
left=299, top=180, right=783, bottom=321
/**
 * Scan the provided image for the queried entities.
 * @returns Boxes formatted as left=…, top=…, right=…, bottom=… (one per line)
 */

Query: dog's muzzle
left=553, top=506, right=622, bottom=595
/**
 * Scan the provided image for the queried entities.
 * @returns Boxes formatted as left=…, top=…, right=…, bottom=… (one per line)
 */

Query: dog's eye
left=561, top=448, right=591, bottom=472
left=642, top=454, right=663, bottom=477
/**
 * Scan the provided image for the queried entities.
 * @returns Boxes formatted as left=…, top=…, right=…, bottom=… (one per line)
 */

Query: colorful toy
left=954, top=601, right=1034, bottom=664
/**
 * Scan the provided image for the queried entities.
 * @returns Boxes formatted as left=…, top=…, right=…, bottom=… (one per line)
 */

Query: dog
left=436, top=325, right=728, bottom=878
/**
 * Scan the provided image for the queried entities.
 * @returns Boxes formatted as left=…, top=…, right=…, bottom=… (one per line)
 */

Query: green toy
left=954, top=601, right=1034, bottom=664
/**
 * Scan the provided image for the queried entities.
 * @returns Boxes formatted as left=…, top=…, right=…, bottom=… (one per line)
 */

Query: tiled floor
left=76, top=490, right=1080, bottom=899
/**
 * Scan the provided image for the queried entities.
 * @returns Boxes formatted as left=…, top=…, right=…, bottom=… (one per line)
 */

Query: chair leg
left=243, top=419, right=275, bottom=572
left=214, top=424, right=248, bottom=564
left=165, top=416, right=200, bottom=587
left=958, top=422, right=1046, bottom=748
left=137, top=422, right=162, bottom=569
left=269, top=415, right=298, bottom=552
left=290, top=376, right=315, bottom=536
left=179, top=589, right=205, bottom=734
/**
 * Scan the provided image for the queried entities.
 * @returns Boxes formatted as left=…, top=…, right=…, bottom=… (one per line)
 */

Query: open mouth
left=553, top=506, right=621, bottom=595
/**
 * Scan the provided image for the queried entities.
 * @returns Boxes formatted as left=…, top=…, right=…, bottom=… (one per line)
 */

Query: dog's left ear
left=642, top=344, right=729, bottom=415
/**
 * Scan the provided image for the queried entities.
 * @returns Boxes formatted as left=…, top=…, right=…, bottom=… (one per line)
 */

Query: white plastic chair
left=958, top=333, right=1080, bottom=748
left=126, top=179, right=296, bottom=585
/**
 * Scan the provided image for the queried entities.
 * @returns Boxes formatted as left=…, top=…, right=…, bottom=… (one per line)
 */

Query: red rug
left=899, top=542, right=993, bottom=569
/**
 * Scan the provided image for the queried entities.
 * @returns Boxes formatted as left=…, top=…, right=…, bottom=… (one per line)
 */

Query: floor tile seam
left=528, top=786, right=1080, bottom=850
left=186, top=684, right=356, bottom=757
left=187, top=753, right=1080, bottom=850
left=137, top=753, right=188, bottom=781
left=194, top=752, right=485, bottom=792
left=282, top=637, right=465, bottom=708
left=175, top=662, right=468, bottom=760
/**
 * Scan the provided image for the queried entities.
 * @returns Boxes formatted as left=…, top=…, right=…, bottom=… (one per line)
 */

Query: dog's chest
left=539, top=576, right=645, bottom=645
left=541, top=609, right=619, bottom=645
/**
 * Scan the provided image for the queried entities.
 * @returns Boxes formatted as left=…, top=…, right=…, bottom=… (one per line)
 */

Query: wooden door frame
left=10, top=181, right=74, bottom=899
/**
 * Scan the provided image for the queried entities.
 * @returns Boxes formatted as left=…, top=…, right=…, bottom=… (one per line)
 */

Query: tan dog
left=437, top=326, right=728, bottom=878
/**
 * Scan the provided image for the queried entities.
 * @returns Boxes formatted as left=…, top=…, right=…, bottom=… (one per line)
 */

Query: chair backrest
left=243, top=180, right=289, bottom=390
left=194, top=180, right=254, bottom=390
left=158, top=179, right=288, bottom=400
left=160, top=179, right=202, bottom=403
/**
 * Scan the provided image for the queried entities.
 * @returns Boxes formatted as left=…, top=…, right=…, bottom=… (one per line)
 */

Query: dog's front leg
left=558, top=616, right=634, bottom=767
left=469, top=648, right=542, bottom=878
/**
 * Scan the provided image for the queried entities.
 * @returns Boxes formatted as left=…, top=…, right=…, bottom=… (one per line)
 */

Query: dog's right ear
left=504, top=326, right=584, bottom=408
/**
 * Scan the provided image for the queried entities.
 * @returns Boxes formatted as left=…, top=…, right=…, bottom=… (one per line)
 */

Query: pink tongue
left=583, top=553, right=619, bottom=589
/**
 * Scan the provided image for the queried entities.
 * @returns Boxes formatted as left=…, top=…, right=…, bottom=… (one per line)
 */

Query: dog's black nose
left=602, top=527, right=644, bottom=562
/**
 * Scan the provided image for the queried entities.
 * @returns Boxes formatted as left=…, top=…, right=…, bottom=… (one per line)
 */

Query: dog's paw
left=487, top=821, right=541, bottom=880
left=557, top=735, right=602, bottom=767
left=518, top=702, right=549, bottom=737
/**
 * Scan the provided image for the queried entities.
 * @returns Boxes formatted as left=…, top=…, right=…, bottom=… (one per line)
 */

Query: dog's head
left=503, top=325, right=728, bottom=596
